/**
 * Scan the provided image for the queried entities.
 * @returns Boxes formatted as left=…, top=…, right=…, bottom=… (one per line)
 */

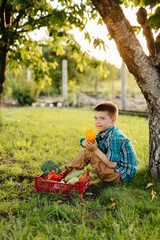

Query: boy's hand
left=81, top=139, right=88, bottom=148
left=86, top=139, right=98, bottom=152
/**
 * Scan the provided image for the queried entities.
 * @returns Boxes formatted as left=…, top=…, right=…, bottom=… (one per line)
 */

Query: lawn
left=0, top=107, right=160, bottom=240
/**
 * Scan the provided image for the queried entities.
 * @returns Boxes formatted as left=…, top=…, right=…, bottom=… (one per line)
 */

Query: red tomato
left=47, top=171, right=64, bottom=181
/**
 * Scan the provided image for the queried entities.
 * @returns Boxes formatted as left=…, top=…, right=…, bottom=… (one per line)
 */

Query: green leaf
left=144, top=0, right=159, bottom=7
left=92, top=13, right=97, bottom=20
left=146, top=14, right=160, bottom=28
left=20, top=49, right=25, bottom=60
left=133, top=0, right=141, bottom=7
left=132, top=26, right=141, bottom=34
left=93, top=38, right=100, bottom=48
left=140, top=0, right=145, bottom=6
left=84, top=32, right=91, bottom=43
left=77, top=63, right=83, bottom=72
left=13, top=0, right=19, bottom=7
left=97, top=17, right=103, bottom=26
left=57, top=31, right=64, bottom=37
left=107, top=202, right=116, bottom=210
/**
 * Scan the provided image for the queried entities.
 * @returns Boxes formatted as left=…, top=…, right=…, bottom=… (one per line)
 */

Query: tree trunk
left=91, top=0, right=160, bottom=177
left=148, top=100, right=160, bottom=177
left=0, top=47, right=8, bottom=105
left=0, top=1, right=12, bottom=105
left=121, top=61, right=126, bottom=110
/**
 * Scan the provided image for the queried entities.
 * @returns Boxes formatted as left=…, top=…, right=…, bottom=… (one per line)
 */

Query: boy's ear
left=112, top=116, right=117, bottom=124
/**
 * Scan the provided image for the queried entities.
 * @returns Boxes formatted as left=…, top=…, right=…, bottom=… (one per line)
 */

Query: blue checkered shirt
left=80, top=124, right=138, bottom=181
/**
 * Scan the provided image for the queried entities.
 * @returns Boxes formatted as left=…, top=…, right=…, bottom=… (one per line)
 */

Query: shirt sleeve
left=107, top=147, right=121, bottom=162
left=110, top=137, right=138, bottom=168
left=106, top=136, right=122, bottom=162
left=80, top=138, right=85, bottom=148
left=114, top=139, right=138, bottom=181
left=121, top=139, right=138, bottom=167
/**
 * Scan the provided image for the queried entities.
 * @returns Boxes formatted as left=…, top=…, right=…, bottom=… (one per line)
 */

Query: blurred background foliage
left=4, top=36, right=141, bottom=107
left=0, top=0, right=158, bottom=108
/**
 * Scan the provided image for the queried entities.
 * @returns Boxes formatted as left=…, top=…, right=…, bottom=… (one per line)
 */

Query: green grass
left=0, top=107, right=160, bottom=240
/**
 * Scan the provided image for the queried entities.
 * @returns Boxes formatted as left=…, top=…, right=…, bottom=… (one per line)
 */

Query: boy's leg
left=65, top=149, right=121, bottom=183
left=65, top=149, right=91, bottom=171
left=89, top=151, right=121, bottom=183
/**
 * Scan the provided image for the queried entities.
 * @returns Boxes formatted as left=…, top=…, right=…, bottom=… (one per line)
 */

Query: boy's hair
left=93, top=101, right=118, bottom=119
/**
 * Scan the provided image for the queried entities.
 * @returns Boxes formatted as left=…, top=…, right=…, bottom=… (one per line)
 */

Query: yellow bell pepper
left=85, top=129, right=96, bottom=141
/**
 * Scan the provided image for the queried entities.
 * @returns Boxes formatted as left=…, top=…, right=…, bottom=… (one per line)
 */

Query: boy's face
left=94, top=111, right=116, bottom=132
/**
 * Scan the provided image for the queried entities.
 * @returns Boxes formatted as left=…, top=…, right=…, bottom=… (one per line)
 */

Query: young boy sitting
left=65, top=101, right=138, bottom=183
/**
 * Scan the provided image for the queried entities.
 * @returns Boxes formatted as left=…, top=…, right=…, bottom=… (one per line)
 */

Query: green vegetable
left=65, top=169, right=85, bottom=182
left=67, top=177, right=79, bottom=184
left=41, top=160, right=62, bottom=175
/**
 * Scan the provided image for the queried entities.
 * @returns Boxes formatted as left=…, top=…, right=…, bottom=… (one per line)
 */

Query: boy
left=65, top=101, right=138, bottom=183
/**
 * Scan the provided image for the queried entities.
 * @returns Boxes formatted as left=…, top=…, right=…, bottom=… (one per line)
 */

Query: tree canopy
left=0, top=0, right=159, bottom=96
left=122, top=0, right=160, bottom=28
left=0, top=0, right=106, bottom=103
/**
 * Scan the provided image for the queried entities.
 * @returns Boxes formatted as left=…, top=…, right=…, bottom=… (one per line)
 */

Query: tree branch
left=0, top=0, right=7, bottom=30
left=21, top=13, right=54, bottom=29
left=136, top=7, right=155, bottom=59
left=12, top=3, right=32, bottom=29
left=5, top=4, right=12, bottom=26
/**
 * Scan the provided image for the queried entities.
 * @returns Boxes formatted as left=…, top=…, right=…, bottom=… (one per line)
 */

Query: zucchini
left=67, top=177, right=79, bottom=184
left=65, top=169, right=85, bottom=182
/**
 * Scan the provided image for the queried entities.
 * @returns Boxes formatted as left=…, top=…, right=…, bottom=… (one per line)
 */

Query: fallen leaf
left=145, top=183, right=153, bottom=189
left=107, top=202, right=116, bottom=210
left=110, top=198, right=114, bottom=202
left=85, top=192, right=93, bottom=196
left=151, top=190, right=157, bottom=201
left=137, top=196, right=144, bottom=198
left=114, top=188, right=118, bottom=191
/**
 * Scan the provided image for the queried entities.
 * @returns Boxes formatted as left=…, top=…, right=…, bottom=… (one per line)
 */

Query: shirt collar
left=97, top=124, right=116, bottom=139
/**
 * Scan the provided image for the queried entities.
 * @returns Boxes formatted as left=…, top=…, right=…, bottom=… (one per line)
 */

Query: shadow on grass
left=87, top=166, right=158, bottom=194
left=83, top=166, right=160, bottom=217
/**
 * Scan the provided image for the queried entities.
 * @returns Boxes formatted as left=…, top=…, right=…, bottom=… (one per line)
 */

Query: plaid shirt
left=80, top=124, right=138, bottom=181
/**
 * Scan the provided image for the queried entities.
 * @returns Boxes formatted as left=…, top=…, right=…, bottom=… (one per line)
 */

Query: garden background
left=1, top=0, right=160, bottom=239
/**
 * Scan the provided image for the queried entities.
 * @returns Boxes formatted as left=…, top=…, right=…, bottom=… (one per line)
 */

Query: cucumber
left=65, top=169, right=85, bottom=182
left=67, top=177, right=79, bottom=184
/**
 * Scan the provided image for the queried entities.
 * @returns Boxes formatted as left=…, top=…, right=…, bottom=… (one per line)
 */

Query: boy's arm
left=86, top=140, right=117, bottom=169
left=94, top=148, right=117, bottom=169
